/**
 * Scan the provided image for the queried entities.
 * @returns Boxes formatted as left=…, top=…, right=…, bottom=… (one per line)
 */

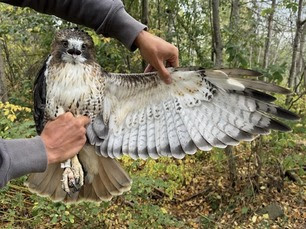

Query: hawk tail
left=26, top=145, right=131, bottom=202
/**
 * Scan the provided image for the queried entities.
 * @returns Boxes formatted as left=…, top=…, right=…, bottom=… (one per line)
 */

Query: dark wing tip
left=245, top=89, right=277, bottom=102
left=277, top=87, right=292, bottom=95
left=269, top=119, right=292, bottom=132
left=276, top=107, right=300, bottom=121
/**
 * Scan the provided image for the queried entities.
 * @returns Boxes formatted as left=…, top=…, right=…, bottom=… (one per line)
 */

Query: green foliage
left=261, top=63, right=287, bottom=83
left=261, top=7, right=275, bottom=17
left=127, top=204, right=184, bottom=228
left=282, top=0, right=299, bottom=12
left=123, top=157, right=193, bottom=199
left=0, top=102, right=36, bottom=138
left=241, top=206, right=249, bottom=214
left=209, top=149, right=226, bottom=171
left=200, top=214, right=216, bottom=229
left=225, top=43, right=249, bottom=68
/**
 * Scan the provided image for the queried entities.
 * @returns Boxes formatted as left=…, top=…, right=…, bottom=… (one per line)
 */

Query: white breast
left=46, top=61, right=103, bottom=118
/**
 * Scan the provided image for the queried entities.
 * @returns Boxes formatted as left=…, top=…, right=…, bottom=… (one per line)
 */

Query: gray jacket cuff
left=96, top=3, right=147, bottom=51
left=3, top=136, right=47, bottom=180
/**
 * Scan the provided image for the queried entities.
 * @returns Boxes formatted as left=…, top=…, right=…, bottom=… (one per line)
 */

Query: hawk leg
left=61, top=156, right=84, bottom=195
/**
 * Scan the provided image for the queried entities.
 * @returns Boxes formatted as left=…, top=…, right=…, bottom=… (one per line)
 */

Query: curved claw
left=61, top=156, right=84, bottom=195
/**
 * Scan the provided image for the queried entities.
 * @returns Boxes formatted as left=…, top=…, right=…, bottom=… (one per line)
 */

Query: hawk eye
left=61, top=40, right=68, bottom=48
left=81, top=44, right=87, bottom=50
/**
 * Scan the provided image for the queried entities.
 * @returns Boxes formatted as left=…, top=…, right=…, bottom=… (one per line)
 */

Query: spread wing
left=86, top=68, right=299, bottom=160
left=33, top=56, right=51, bottom=135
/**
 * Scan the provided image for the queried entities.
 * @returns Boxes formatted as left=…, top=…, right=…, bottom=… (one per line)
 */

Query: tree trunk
left=296, top=22, right=306, bottom=91
left=157, top=0, right=161, bottom=31
left=1, top=39, right=15, bottom=85
left=229, top=0, right=239, bottom=30
left=141, top=0, right=149, bottom=71
left=252, top=0, right=277, bottom=191
left=272, top=35, right=282, bottom=65
left=288, top=0, right=304, bottom=89
left=263, top=0, right=276, bottom=69
left=0, top=50, right=7, bottom=102
left=212, top=0, right=237, bottom=187
left=225, top=0, right=241, bottom=187
left=141, top=0, right=148, bottom=26
left=209, top=0, right=214, bottom=63
left=212, top=0, right=223, bottom=68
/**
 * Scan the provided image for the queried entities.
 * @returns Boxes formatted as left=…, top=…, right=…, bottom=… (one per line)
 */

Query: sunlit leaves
left=0, top=101, right=35, bottom=138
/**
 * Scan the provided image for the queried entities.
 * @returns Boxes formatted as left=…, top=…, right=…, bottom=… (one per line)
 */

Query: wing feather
left=33, top=56, right=51, bottom=134
left=137, top=123, right=148, bottom=159
left=154, top=113, right=162, bottom=157
left=107, top=133, right=115, bottom=159
left=146, top=106, right=159, bottom=159
left=179, top=109, right=212, bottom=151
left=113, top=132, right=123, bottom=158
left=164, top=100, right=185, bottom=159
left=159, top=105, right=170, bottom=157
left=171, top=104, right=197, bottom=155
left=90, top=68, right=298, bottom=160
left=122, top=127, right=131, bottom=156
left=128, top=125, right=139, bottom=160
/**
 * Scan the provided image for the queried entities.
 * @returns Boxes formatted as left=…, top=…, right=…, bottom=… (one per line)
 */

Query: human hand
left=40, top=112, right=90, bottom=164
left=134, top=30, right=179, bottom=84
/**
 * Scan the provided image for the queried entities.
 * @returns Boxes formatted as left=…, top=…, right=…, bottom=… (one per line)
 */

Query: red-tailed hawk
left=27, top=28, right=299, bottom=202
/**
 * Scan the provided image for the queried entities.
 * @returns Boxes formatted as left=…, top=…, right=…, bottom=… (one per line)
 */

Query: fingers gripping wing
left=90, top=68, right=299, bottom=160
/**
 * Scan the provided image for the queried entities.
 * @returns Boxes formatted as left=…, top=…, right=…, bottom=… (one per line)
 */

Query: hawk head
left=51, top=28, right=95, bottom=64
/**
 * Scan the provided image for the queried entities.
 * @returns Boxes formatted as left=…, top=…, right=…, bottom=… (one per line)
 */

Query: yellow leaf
left=161, top=207, right=168, bottom=214
left=103, top=37, right=111, bottom=43
left=8, top=114, right=16, bottom=122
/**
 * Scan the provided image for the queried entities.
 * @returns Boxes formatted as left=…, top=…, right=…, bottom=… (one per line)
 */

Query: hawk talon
left=68, top=178, right=76, bottom=188
left=61, top=156, right=84, bottom=195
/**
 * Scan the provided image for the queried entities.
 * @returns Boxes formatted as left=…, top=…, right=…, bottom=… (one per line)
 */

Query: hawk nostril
left=67, top=49, right=81, bottom=56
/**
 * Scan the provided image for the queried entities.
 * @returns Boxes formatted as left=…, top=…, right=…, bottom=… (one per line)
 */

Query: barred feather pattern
left=88, top=68, right=299, bottom=160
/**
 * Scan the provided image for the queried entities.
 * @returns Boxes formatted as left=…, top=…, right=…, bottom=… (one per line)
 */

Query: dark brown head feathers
left=53, top=28, right=94, bottom=48
left=50, top=28, right=96, bottom=64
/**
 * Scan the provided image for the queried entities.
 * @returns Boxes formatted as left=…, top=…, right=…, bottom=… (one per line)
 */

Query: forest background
left=0, top=0, right=305, bottom=228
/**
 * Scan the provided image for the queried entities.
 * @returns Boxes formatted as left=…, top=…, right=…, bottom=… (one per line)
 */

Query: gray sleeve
left=0, top=136, right=47, bottom=188
left=0, top=0, right=146, bottom=50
